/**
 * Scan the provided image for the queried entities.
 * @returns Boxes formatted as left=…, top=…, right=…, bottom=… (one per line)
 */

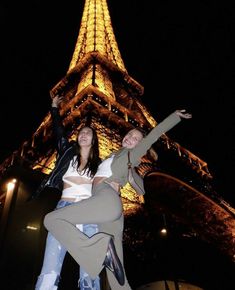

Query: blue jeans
left=35, top=200, right=100, bottom=290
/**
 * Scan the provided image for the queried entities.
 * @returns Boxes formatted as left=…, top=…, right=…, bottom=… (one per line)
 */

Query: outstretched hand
left=175, top=109, right=192, bottom=119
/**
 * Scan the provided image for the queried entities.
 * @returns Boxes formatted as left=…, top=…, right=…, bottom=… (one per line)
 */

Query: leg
left=79, top=224, right=101, bottom=290
left=35, top=232, right=66, bottom=290
left=35, top=200, right=73, bottom=290
left=44, top=183, right=123, bottom=278
left=100, top=216, right=132, bottom=290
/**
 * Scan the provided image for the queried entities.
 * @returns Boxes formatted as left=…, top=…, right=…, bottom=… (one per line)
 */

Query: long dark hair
left=73, top=126, right=100, bottom=177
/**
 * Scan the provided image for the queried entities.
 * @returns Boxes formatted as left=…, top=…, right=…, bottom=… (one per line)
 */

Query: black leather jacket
left=33, top=107, right=77, bottom=198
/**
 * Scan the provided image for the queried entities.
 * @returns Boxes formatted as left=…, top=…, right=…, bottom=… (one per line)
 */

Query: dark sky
left=1, top=1, right=235, bottom=205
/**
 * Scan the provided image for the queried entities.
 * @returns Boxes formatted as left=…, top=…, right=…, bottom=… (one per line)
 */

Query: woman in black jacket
left=35, top=95, right=101, bottom=290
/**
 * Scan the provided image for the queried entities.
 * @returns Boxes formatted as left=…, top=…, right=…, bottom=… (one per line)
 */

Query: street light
left=160, top=213, right=168, bottom=236
left=0, top=179, right=17, bottom=244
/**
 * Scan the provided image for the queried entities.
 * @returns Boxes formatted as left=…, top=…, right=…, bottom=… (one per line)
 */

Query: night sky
left=1, top=1, right=234, bottom=205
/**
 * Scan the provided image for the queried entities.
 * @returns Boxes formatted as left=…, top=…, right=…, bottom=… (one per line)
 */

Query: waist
left=61, top=184, right=92, bottom=201
left=93, top=177, right=120, bottom=192
left=61, top=197, right=78, bottom=202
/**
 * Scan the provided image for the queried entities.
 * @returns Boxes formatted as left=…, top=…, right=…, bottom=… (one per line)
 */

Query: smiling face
left=122, top=129, right=144, bottom=149
left=77, top=127, right=93, bottom=148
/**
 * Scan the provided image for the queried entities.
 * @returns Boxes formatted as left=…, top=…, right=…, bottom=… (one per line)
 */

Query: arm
left=131, top=110, right=192, bottom=165
left=50, top=95, right=70, bottom=154
left=28, top=96, right=69, bottom=200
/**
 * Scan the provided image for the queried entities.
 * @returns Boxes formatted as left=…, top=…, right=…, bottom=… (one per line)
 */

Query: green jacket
left=105, top=112, right=181, bottom=191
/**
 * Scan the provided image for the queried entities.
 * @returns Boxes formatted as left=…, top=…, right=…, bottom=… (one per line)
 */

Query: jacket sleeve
left=130, top=112, right=181, bottom=165
left=50, top=107, right=70, bottom=155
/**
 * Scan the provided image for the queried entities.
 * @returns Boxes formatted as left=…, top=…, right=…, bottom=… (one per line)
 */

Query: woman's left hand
left=175, top=109, right=192, bottom=119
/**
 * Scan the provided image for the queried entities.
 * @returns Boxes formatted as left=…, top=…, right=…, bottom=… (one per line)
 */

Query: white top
left=94, top=155, right=114, bottom=178
left=62, top=157, right=93, bottom=202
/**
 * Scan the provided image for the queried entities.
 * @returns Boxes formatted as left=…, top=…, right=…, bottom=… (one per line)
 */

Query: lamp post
left=0, top=179, right=17, bottom=247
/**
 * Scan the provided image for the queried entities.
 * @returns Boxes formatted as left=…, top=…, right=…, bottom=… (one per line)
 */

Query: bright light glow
left=26, top=225, right=38, bottom=231
left=7, top=182, right=15, bottom=191
left=160, top=228, right=167, bottom=235
left=7, top=179, right=17, bottom=191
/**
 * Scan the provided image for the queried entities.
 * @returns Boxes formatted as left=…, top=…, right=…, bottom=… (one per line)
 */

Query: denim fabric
left=35, top=200, right=100, bottom=290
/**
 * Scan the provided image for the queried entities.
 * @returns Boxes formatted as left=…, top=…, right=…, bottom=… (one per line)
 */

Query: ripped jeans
left=35, top=200, right=100, bottom=290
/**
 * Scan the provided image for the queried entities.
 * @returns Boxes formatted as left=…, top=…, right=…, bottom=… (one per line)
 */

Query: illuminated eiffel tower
left=0, top=0, right=234, bottom=289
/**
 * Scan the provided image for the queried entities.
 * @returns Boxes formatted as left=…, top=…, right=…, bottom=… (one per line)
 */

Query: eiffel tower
left=0, top=1, right=235, bottom=289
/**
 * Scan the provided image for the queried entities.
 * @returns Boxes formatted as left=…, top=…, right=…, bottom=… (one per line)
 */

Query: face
left=77, top=127, right=93, bottom=147
left=122, top=129, right=143, bottom=149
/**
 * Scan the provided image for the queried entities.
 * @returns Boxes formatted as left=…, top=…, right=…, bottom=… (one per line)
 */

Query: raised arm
left=131, top=109, right=192, bottom=165
left=50, top=95, right=70, bottom=154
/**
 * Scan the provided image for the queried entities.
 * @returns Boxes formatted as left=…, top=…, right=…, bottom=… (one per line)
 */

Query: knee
left=44, top=212, right=53, bottom=230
